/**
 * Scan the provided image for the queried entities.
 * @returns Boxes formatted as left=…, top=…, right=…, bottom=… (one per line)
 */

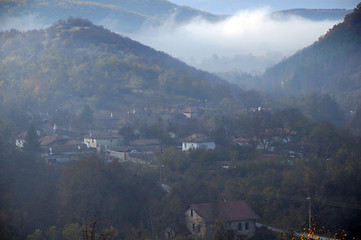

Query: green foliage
left=26, top=229, right=44, bottom=240
left=45, top=226, right=59, bottom=240
left=62, top=223, right=82, bottom=240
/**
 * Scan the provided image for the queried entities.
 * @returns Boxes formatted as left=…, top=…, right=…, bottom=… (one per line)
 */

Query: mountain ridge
left=0, top=0, right=351, bottom=33
left=0, top=0, right=224, bottom=32
left=261, top=3, right=361, bottom=109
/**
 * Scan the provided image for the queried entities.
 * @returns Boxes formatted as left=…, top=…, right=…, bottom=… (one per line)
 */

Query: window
left=190, top=210, right=193, bottom=217
left=192, top=223, right=195, bottom=232
left=238, top=222, right=242, bottom=231
left=197, top=225, right=201, bottom=233
left=245, top=222, right=249, bottom=230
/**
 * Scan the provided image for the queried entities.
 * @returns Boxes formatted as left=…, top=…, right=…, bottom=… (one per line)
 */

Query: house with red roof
left=39, top=134, right=71, bottom=146
left=185, top=200, right=258, bottom=239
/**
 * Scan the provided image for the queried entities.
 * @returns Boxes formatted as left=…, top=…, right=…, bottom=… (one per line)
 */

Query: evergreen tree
left=23, top=124, right=41, bottom=153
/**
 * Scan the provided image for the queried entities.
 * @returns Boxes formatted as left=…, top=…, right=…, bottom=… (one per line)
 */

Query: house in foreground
left=185, top=200, right=258, bottom=239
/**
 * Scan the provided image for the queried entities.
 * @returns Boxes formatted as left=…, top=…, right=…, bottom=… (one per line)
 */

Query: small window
left=190, top=210, right=193, bottom=217
left=197, top=225, right=201, bottom=233
left=245, top=222, right=249, bottom=230
left=192, top=223, right=195, bottom=232
left=238, top=222, right=242, bottom=231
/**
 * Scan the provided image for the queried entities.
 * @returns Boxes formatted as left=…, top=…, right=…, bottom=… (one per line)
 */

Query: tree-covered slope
left=0, top=18, right=235, bottom=112
left=262, top=3, right=361, bottom=109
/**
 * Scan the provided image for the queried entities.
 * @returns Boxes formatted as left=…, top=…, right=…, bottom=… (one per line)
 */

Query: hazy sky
left=170, top=0, right=359, bottom=14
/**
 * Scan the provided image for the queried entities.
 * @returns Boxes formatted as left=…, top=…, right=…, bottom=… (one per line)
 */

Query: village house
left=43, top=143, right=96, bottom=164
left=185, top=201, right=258, bottom=239
left=183, top=107, right=200, bottom=119
left=39, top=134, right=71, bottom=146
left=233, top=128, right=296, bottom=152
left=128, top=138, right=161, bottom=153
left=93, top=111, right=126, bottom=129
left=15, top=131, right=28, bottom=149
left=83, top=130, right=122, bottom=152
left=182, top=134, right=215, bottom=151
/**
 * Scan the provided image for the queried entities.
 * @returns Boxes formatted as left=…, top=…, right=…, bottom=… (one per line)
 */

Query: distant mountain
left=0, top=0, right=223, bottom=32
left=271, top=8, right=352, bottom=21
left=1, top=1, right=352, bottom=33
left=0, top=18, right=238, bottom=112
left=261, top=3, right=361, bottom=109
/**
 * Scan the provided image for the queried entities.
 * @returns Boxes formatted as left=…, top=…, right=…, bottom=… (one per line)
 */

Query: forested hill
left=0, top=18, right=236, bottom=112
left=262, top=3, right=361, bottom=109
left=0, top=0, right=223, bottom=32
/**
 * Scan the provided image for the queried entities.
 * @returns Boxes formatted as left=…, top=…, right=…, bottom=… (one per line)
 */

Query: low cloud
left=0, top=14, right=49, bottom=32
left=0, top=8, right=340, bottom=74
left=129, top=8, right=339, bottom=73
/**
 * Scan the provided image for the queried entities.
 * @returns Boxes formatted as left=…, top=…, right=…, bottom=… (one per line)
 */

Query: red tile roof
left=83, top=130, right=120, bottom=139
left=39, top=134, right=70, bottom=146
left=129, top=139, right=160, bottom=146
left=188, top=201, right=258, bottom=223
left=183, top=133, right=213, bottom=142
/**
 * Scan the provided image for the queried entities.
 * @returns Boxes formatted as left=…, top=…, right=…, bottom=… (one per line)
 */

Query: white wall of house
left=228, top=219, right=257, bottom=238
left=182, top=141, right=215, bottom=151
left=184, top=209, right=207, bottom=237
left=83, top=137, right=119, bottom=150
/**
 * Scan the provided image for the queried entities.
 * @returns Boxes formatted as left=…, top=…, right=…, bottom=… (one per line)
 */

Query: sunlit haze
left=170, top=0, right=358, bottom=14
left=129, top=8, right=339, bottom=73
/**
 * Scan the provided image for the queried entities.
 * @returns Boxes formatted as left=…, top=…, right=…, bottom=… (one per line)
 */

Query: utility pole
left=307, top=197, right=311, bottom=230
left=205, top=99, right=208, bottom=114
left=159, top=164, right=164, bottom=186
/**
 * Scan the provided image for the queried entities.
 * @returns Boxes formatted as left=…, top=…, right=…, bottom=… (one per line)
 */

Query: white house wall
left=182, top=142, right=215, bottom=151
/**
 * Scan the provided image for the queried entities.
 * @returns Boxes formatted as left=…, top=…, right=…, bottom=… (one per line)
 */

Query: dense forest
left=0, top=17, right=240, bottom=117
left=261, top=3, right=361, bottom=110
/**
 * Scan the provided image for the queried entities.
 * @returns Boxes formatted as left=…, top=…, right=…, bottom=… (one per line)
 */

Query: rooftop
left=188, top=200, right=258, bottom=223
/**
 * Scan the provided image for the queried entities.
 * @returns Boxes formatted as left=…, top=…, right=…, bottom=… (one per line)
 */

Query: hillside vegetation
left=262, top=3, right=361, bottom=110
left=0, top=0, right=223, bottom=32
left=0, top=17, right=238, bottom=114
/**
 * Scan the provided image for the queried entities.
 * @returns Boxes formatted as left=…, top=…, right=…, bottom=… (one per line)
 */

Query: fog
left=129, top=8, right=339, bottom=74
left=0, top=8, right=340, bottom=74
left=170, top=0, right=358, bottom=14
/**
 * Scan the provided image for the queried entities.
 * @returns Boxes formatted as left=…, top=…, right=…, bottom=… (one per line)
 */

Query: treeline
left=0, top=124, right=166, bottom=239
